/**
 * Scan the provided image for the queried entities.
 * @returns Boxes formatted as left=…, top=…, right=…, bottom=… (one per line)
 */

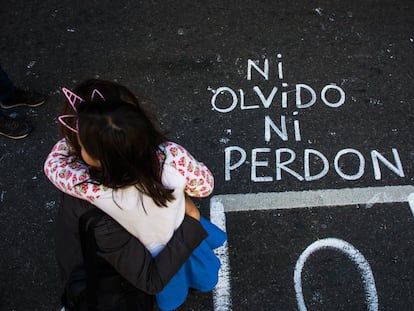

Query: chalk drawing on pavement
left=294, top=238, right=378, bottom=311
left=210, top=185, right=414, bottom=310
left=208, top=56, right=409, bottom=185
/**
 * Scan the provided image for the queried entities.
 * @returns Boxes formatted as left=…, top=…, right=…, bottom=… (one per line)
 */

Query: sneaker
left=0, top=88, right=47, bottom=109
left=0, top=113, right=32, bottom=139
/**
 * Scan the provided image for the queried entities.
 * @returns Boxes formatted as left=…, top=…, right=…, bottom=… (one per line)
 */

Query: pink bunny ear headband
left=58, top=87, right=106, bottom=133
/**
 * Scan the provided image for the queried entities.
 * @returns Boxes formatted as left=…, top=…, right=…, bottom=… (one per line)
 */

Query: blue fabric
left=156, top=216, right=227, bottom=311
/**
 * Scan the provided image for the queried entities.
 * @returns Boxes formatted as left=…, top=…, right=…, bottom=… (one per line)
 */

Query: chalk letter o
left=294, top=238, right=378, bottom=311
left=321, top=84, right=346, bottom=108
left=334, top=149, right=365, bottom=180
left=211, top=87, right=238, bottom=113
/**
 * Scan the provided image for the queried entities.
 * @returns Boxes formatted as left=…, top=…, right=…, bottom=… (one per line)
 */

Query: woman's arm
left=93, top=213, right=207, bottom=294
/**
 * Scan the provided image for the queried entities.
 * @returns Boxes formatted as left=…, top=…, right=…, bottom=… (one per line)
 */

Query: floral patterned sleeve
left=43, top=138, right=105, bottom=202
left=162, top=142, right=214, bottom=197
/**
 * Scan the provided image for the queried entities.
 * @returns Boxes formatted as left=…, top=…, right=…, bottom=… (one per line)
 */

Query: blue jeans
left=0, top=65, right=15, bottom=117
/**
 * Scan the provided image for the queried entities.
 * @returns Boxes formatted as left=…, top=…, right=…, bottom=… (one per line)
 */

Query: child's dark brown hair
left=60, top=79, right=173, bottom=206
left=60, top=79, right=143, bottom=156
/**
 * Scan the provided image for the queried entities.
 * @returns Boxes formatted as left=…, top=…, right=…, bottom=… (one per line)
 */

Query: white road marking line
left=212, top=185, right=414, bottom=212
left=211, top=200, right=232, bottom=311
left=408, top=193, right=414, bottom=217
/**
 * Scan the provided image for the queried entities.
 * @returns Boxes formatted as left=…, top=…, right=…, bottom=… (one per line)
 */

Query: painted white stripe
left=212, top=185, right=414, bottom=212
left=294, top=238, right=378, bottom=311
left=408, top=193, right=414, bottom=217
left=210, top=185, right=414, bottom=311
left=210, top=199, right=232, bottom=311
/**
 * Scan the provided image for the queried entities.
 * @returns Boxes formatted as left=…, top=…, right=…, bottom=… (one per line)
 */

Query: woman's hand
left=185, top=195, right=200, bottom=220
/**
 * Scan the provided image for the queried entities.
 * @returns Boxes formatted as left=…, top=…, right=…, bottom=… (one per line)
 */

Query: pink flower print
left=77, top=183, right=89, bottom=194
left=66, top=170, right=73, bottom=180
left=170, top=147, right=178, bottom=157
left=187, top=162, right=194, bottom=173
left=178, top=146, right=185, bottom=154
left=72, top=175, right=78, bottom=184
left=59, top=181, right=65, bottom=189
left=58, top=169, right=67, bottom=179
left=185, top=176, right=192, bottom=186
left=91, top=184, right=101, bottom=193
left=58, top=143, right=67, bottom=151
left=178, top=168, right=185, bottom=177
left=79, top=173, right=88, bottom=182
left=188, top=179, right=201, bottom=187
left=169, top=160, right=177, bottom=169
left=86, top=195, right=95, bottom=202
left=194, top=167, right=200, bottom=176
left=157, top=150, right=166, bottom=162
left=178, top=156, right=186, bottom=168
left=69, top=161, right=82, bottom=170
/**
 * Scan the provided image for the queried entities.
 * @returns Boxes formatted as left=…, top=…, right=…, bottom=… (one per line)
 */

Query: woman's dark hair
left=77, top=100, right=174, bottom=207
left=60, top=79, right=145, bottom=157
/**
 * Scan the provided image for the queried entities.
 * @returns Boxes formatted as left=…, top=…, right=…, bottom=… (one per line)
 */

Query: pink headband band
left=58, top=87, right=106, bottom=133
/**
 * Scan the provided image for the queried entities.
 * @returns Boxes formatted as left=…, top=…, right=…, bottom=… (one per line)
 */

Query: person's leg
left=0, top=64, right=47, bottom=109
left=0, top=65, right=15, bottom=102
left=0, top=65, right=46, bottom=139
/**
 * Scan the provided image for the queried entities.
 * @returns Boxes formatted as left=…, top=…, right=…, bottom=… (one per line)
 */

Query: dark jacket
left=55, top=193, right=207, bottom=295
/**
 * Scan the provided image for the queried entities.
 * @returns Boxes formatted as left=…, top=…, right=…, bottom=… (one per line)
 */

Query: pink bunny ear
left=91, top=89, right=106, bottom=101
left=62, top=88, right=85, bottom=112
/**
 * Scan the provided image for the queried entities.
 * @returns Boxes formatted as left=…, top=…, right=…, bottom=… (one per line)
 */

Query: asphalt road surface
left=0, top=1, right=413, bottom=310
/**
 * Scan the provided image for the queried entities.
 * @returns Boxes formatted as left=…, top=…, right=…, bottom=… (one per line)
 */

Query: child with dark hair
left=45, top=80, right=226, bottom=311
left=58, top=79, right=142, bottom=156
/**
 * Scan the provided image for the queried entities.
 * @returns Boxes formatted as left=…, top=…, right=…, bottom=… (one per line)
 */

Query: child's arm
left=44, top=138, right=105, bottom=202
left=185, top=195, right=200, bottom=220
left=164, top=142, right=214, bottom=197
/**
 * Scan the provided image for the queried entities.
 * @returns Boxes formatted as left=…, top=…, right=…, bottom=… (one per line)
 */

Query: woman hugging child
left=44, top=79, right=226, bottom=311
